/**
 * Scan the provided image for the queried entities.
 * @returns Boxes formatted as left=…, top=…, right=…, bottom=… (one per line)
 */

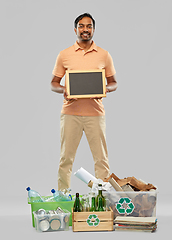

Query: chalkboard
left=66, top=69, right=106, bottom=98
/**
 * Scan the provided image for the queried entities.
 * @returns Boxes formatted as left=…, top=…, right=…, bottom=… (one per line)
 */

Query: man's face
left=74, top=17, right=95, bottom=42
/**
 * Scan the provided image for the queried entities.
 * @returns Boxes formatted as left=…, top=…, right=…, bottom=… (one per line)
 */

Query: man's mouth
left=81, top=33, right=90, bottom=37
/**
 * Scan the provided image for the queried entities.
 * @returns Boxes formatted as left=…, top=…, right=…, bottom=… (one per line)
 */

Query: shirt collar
left=74, top=41, right=98, bottom=52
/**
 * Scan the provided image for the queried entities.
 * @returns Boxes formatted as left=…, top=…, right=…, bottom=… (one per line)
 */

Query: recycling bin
left=33, top=209, right=71, bottom=232
left=105, top=189, right=158, bottom=218
left=28, top=197, right=74, bottom=227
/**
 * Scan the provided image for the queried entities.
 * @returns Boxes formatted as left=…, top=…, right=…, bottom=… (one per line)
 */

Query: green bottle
left=74, top=193, right=82, bottom=212
left=90, top=197, right=96, bottom=212
left=97, top=196, right=104, bottom=211
left=96, top=184, right=105, bottom=210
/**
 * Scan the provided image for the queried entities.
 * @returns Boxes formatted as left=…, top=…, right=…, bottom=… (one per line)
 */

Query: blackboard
left=66, top=69, right=106, bottom=98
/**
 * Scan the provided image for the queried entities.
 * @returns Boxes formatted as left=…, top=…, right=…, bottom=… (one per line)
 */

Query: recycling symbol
left=86, top=214, right=100, bottom=227
left=116, top=197, right=135, bottom=215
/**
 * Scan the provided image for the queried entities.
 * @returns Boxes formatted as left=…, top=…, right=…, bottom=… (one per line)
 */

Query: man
left=51, top=13, right=117, bottom=190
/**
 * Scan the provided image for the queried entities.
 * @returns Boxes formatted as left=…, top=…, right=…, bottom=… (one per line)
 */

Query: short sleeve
left=105, top=52, right=116, bottom=78
left=52, top=52, right=66, bottom=78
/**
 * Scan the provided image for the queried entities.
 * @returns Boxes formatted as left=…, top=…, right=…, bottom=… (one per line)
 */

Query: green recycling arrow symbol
left=116, top=197, right=135, bottom=215
left=86, top=214, right=100, bottom=227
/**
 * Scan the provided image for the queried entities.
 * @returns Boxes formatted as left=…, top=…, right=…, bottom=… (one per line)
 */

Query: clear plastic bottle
left=62, top=188, right=72, bottom=201
left=51, top=189, right=72, bottom=201
left=51, top=189, right=62, bottom=201
left=26, top=187, right=45, bottom=203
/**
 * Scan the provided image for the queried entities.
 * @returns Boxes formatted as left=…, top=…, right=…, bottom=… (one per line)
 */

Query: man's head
left=74, top=13, right=95, bottom=29
left=74, top=13, right=95, bottom=42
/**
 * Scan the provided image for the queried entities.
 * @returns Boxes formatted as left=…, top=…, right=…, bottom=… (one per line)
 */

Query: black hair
left=74, top=13, right=95, bottom=29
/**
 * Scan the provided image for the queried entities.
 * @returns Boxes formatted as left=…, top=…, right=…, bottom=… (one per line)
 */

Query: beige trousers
left=58, top=114, right=110, bottom=190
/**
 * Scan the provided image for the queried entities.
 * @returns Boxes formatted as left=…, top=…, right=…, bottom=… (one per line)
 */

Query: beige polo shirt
left=52, top=41, right=116, bottom=116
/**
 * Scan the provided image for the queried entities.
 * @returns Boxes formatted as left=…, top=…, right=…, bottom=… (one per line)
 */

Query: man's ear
left=74, top=28, right=77, bottom=35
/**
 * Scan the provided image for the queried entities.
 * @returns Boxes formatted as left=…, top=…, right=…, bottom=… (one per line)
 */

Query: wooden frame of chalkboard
left=66, top=69, right=106, bottom=98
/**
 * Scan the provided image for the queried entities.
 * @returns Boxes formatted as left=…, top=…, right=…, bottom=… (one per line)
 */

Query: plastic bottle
left=51, top=189, right=72, bottom=202
left=62, top=188, right=72, bottom=201
left=51, top=189, right=62, bottom=201
left=26, top=187, right=45, bottom=203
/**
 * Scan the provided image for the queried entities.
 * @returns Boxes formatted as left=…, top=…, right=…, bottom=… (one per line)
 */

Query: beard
left=79, top=32, right=93, bottom=41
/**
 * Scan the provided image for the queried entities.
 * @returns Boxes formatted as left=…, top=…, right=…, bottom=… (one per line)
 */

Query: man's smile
left=81, top=32, right=90, bottom=37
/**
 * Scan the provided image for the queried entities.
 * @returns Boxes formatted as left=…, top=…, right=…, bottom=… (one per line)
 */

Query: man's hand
left=63, top=88, right=78, bottom=101
left=63, top=88, right=69, bottom=100
left=51, top=75, right=77, bottom=101
left=106, top=75, right=118, bottom=92
left=90, top=96, right=102, bottom=100
left=90, top=74, right=117, bottom=100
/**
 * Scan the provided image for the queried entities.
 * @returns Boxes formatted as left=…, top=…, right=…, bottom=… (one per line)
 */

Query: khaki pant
left=58, top=114, right=110, bottom=190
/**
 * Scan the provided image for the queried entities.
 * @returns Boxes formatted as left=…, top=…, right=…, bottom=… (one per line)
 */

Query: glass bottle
left=96, top=184, right=105, bottom=209
left=81, top=194, right=89, bottom=212
left=97, top=196, right=104, bottom=211
left=90, top=196, right=96, bottom=212
left=73, top=193, right=82, bottom=212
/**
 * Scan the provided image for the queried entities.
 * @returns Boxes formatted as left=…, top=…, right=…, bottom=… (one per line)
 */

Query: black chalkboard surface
left=66, top=69, right=106, bottom=98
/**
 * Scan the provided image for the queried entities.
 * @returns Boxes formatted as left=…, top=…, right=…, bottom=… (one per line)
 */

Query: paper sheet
left=74, top=167, right=97, bottom=184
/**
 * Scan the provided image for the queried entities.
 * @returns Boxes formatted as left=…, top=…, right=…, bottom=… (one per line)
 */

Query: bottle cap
left=51, top=189, right=55, bottom=193
left=26, top=187, right=31, bottom=191
left=76, top=193, right=79, bottom=197
left=68, top=194, right=72, bottom=200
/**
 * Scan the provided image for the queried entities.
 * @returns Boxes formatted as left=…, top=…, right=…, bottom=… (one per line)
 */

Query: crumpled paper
left=90, top=178, right=115, bottom=195
left=105, top=173, right=157, bottom=191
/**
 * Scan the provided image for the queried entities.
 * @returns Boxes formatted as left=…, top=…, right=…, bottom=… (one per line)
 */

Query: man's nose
left=83, top=26, right=88, bottom=31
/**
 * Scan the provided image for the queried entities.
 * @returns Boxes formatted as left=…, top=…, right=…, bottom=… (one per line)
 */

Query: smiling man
left=51, top=13, right=118, bottom=190
left=75, top=15, right=94, bottom=43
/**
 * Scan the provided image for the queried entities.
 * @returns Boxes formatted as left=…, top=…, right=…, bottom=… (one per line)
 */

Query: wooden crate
left=72, top=208, right=114, bottom=232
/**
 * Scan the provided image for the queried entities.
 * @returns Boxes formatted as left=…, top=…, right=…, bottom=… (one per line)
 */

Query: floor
left=1, top=215, right=171, bottom=240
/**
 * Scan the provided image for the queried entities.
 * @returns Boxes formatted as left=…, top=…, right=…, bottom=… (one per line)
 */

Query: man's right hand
left=51, top=75, right=77, bottom=101
left=63, top=88, right=78, bottom=101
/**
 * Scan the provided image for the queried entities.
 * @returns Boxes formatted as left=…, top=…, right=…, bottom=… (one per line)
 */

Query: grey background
left=0, top=0, right=171, bottom=238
